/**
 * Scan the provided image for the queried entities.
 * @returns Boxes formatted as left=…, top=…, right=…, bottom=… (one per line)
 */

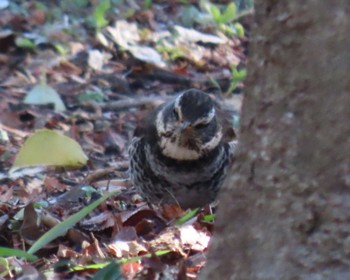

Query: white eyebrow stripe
left=174, top=94, right=183, bottom=121
left=202, top=127, right=222, bottom=150
left=193, top=107, right=216, bottom=126
left=156, top=110, right=166, bottom=135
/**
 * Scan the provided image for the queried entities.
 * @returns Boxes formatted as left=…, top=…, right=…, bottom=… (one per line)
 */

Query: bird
left=128, top=89, right=237, bottom=209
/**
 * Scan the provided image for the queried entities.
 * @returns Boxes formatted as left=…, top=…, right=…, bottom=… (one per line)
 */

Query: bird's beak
left=180, top=121, right=192, bottom=131
left=174, top=121, right=192, bottom=135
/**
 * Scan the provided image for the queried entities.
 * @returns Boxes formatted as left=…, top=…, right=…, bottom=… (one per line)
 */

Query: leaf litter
left=0, top=0, right=252, bottom=278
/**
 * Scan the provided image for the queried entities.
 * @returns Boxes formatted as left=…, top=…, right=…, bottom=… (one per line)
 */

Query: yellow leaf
left=12, top=129, right=88, bottom=169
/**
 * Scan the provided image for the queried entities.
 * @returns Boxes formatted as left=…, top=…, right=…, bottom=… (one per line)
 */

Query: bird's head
left=155, top=89, right=222, bottom=160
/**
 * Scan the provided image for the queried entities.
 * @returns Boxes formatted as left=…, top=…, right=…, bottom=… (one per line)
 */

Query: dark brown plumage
left=129, top=89, right=237, bottom=209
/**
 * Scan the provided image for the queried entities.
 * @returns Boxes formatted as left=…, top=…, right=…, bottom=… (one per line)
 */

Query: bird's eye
left=194, top=122, right=208, bottom=129
left=163, top=131, right=172, bottom=138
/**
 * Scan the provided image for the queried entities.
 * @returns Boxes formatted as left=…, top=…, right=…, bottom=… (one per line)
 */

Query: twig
left=0, top=123, right=29, bottom=138
left=85, top=162, right=129, bottom=184
left=102, top=96, right=171, bottom=111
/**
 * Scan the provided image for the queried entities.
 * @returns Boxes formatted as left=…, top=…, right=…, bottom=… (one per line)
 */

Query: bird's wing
left=228, top=140, right=239, bottom=162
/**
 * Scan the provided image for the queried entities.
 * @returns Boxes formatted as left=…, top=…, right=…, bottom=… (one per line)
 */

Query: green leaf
left=210, top=4, right=222, bottom=23
left=15, top=37, right=36, bottom=50
left=78, top=91, right=105, bottom=103
left=234, top=22, right=245, bottom=37
left=71, top=250, right=171, bottom=272
left=12, top=129, right=88, bottom=169
left=143, top=0, right=152, bottom=9
left=92, top=261, right=123, bottom=280
left=81, top=185, right=98, bottom=200
left=53, top=43, right=68, bottom=55
left=27, top=192, right=117, bottom=254
left=0, top=247, right=38, bottom=261
left=71, top=262, right=110, bottom=271
left=228, top=81, right=238, bottom=93
left=218, top=23, right=235, bottom=36
left=119, top=250, right=171, bottom=264
left=232, top=68, right=247, bottom=82
left=94, top=0, right=110, bottom=29
left=33, top=200, right=49, bottom=208
left=0, top=258, right=10, bottom=278
left=202, top=213, right=215, bottom=222
left=24, top=84, right=66, bottom=111
left=222, top=2, right=236, bottom=23
left=175, top=208, right=199, bottom=225
left=82, top=185, right=98, bottom=197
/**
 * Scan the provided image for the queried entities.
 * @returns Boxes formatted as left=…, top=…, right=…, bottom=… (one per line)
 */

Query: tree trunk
left=201, top=1, right=350, bottom=279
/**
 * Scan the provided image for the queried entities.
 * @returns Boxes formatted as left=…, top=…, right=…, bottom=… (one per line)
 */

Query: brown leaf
left=82, top=235, right=105, bottom=258
left=79, top=211, right=115, bottom=232
left=107, top=227, right=146, bottom=258
left=57, top=244, right=81, bottom=258
left=121, top=262, right=143, bottom=279
left=20, top=203, right=45, bottom=245
left=147, top=225, right=210, bottom=254
left=161, top=204, right=185, bottom=220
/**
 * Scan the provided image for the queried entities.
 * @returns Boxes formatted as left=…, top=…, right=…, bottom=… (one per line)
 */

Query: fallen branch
left=102, top=96, right=170, bottom=111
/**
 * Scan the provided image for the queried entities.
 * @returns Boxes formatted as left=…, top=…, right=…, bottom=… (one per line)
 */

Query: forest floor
left=0, top=1, right=251, bottom=278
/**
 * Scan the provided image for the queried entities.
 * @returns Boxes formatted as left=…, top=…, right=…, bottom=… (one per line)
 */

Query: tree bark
left=201, top=1, right=350, bottom=279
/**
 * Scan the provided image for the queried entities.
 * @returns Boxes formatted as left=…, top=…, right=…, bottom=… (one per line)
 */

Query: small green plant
left=143, top=0, right=152, bottom=9
left=53, top=43, right=69, bottom=55
left=0, top=257, right=10, bottom=278
left=78, top=90, right=105, bottom=103
left=209, top=65, right=247, bottom=94
left=0, top=247, right=38, bottom=261
left=68, top=250, right=171, bottom=277
left=228, top=65, right=247, bottom=93
left=27, top=192, right=116, bottom=254
left=208, top=1, right=245, bottom=37
left=202, top=213, right=215, bottom=223
left=175, top=208, right=199, bottom=225
left=156, top=44, right=186, bottom=61
left=210, top=2, right=236, bottom=24
left=91, top=261, right=123, bottom=280
left=92, top=0, right=110, bottom=31
left=219, top=21, right=245, bottom=37
left=15, top=37, right=36, bottom=50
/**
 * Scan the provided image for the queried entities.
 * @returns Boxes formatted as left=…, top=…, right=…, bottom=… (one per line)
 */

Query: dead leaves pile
left=0, top=0, right=249, bottom=278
